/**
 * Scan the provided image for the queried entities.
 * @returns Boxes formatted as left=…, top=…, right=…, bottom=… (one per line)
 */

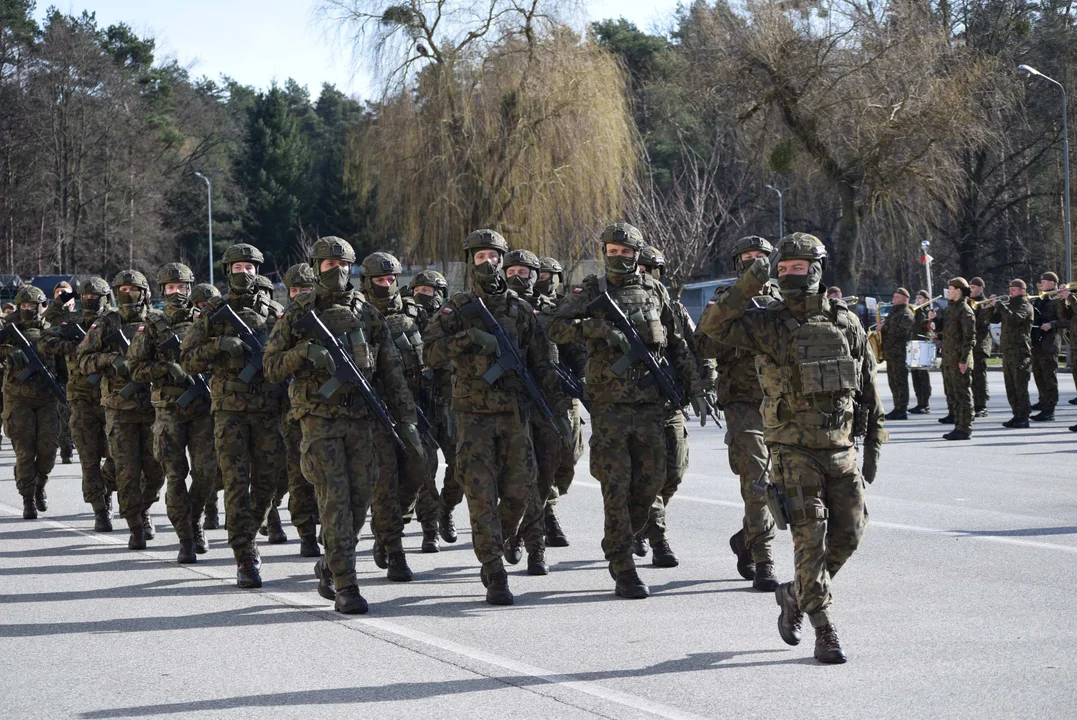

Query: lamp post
left=765, top=184, right=784, bottom=239
left=1018, top=64, right=1072, bottom=284
left=193, top=172, right=214, bottom=286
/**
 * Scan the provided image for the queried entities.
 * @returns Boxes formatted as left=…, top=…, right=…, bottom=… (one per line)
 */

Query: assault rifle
left=106, top=327, right=147, bottom=400
left=210, top=304, right=265, bottom=384
left=0, top=323, right=67, bottom=405
left=160, top=334, right=211, bottom=408
left=62, top=322, right=100, bottom=386
left=555, top=361, right=587, bottom=409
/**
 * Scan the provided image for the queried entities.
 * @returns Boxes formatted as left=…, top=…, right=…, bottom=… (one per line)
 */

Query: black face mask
left=81, top=296, right=104, bottom=314
left=506, top=272, right=535, bottom=296
left=19, top=308, right=38, bottom=324
left=413, top=293, right=440, bottom=312
left=778, top=273, right=814, bottom=301
left=472, top=256, right=505, bottom=293
left=319, top=266, right=350, bottom=293
left=368, top=278, right=397, bottom=300
left=229, top=272, right=257, bottom=294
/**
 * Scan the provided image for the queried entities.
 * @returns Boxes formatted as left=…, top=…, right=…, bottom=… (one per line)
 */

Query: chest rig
left=598, top=276, right=666, bottom=349
left=383, top=301, right=423, bottom=372
left=317, top=295, right=374, bottom=372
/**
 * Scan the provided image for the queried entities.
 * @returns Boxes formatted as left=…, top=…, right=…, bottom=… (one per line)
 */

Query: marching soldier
left=547, top=223, right=705, bottom=599
left=699, top=232, right=885, bottom=665
left=189, top=282, right=224, bottom=530
left=1, top=286, right=61, bottom=520
left=128, top=264, right=216, bottom=563
left=77, top=271, right=167, bottom=548
left=1030, top=272, right=1061, bottom=421
left=264, top=237, right=420, bottom=614
left=50, top=281, right=75, bottom=464
left=969, top=278, right=992, bottom=417
left=695, top=236, right=780, bottom=589
left=1058, top=284, right=1077, bottom=422
left=910, top=290, right=933, bottom=415
left=41, top=277, right=117, bottom=530
left=424, top=230, right=570, bottom=605
left=180, top=244, right=285, bottom=588
left=881, top=288, right=914, bottom=420
left=990, top=280, right=1034, bottom=428
left=933, top=278, right=975, bottom=440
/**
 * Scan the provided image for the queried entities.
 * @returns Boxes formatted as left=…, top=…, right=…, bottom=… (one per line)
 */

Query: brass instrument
left=840, top=295, right=859, bottom=305
left=867, top=299, right=883, bottom=362
left=1037, top=282, right=1077, bottom=299
left=911, top=294, right=942, bottom=312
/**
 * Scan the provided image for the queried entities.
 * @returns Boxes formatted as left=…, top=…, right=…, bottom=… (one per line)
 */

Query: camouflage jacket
left=698, top=271, right=885, bottom=451
left=1030, top=295, right=1061, bottom=354
left=179, top=291, right=284, bottom=414
left=128, top=304, right=209, bottom=415
left=531, top=292, right=588, bottom=377
left=40, top=306, right=106, bottom=401
left=989, top=296, right=1033, bottom=359
left=971, top=297, right=993, bottom=355
left=263, top=286, right=416, bottom=424
left=1058, top=294, right=1077, bottom=336
left=912, top=306, right=934, bottom=340
left=76, top=307, right=160, bottom=415
left=423, top=283, right=566, bottom=415
left=695, top=281, right=781, bottom=406
left=941, top=298, right=975, bottom=363
left=0, top=317, right=60, bottom=402
left=880, top=303, right=914, bottom=360
left=368, top=293, right=428, bottom=398
left=546, top=272, right=704, bottom=406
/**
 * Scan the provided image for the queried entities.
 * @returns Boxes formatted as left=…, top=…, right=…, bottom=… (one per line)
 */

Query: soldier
left=264, top=237, right=421, bottom=614
left=126, top=264, right=215, bottom=563
left=535, top=256, right=567, bottom=300
left=969, top=278, right=992, bottom=417
left=932, top=278, right=975, bottom=440
left=360, top=251, right=438, bottom=578
left=1030, top=272, right=1061, bottom=421
left=280, top=263, right=322, bottom=558
left=881, top=288, right=914, bottom=420
left=989, top=280, right=1034, bottom=428
left=76, top=271, right=166, bottom=549
left=180, top=244, right=285, bottom=588
left=1, top=286, right=61, bottom=520
left=910, top=290, right=934, bottom=415
left=51, top=281, right=75, bottom=464
left=696, top=236, right=781, bottom=589
left=188, top=282, right=224, bottom=529
left=547, top=223, right=705, bottom=600
left=826, top=286, right=842, bottom=300
left=41, top=277, right=117, bottom=530
left=699, top=232, right=886, bottom=665
left=424, top=229, right=569, bottom=605
left=635, top=245, right=716, bottom=568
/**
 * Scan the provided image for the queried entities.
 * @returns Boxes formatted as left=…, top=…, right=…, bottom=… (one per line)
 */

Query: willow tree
left=319, top=1, right=637, bottom=267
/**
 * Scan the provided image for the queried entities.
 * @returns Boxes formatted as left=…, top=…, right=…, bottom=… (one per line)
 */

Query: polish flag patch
left=706, top=301, right=715, bottom=307
left=572, top=287, right=583, bottom=294
left=136, top=325, right=145, bottom=333
left=442, top=307, right=453, bottom=314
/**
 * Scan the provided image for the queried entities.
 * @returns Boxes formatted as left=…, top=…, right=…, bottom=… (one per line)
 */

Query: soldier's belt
left=159, top=386, right=186, bottom=397
left=224, top=380, right=262, bottom=394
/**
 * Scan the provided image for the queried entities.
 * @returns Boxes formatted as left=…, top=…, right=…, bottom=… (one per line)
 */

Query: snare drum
left=906, top=340, right=937, bottom=369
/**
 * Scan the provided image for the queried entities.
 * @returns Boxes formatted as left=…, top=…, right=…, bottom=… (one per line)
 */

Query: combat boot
left=484, top=569, right=514, bottom=606
left=884, top=408, right=907, bottom=421
left=632, top=537, right=649, bottom=558
left=202, top=500, right=219, bottom=530
left=943, top=429, right=971, bottom=441
left=127, top=517, right=146, bottom=551
left=193, top=520, right=208, bottom=554
left=775, top=582, right=803, bottom=646
left=1069, top=397, right=1077, bottom=405
left=177, top=539, right=197, bottom=564
left=334, top=585, right=369, bottom=614
left=651, top=539, right=679, bottom=568
left=937, top=414, right=955, bottom=424
left=975, top=408, right=989, bottom=418
left=142, top=512, right=156, bottom=540
left=613, top=565, right=649, bottom=599
left=1003, top=417, right=1030, bottom=429
left=299, top=533, right=320, bottom=558
left=34, top=486, right=48, bottom=512
left=93, top=505, right=113, bottom=532
left=752, top=562, right=779, bottom=592
left=236, top=547, right=262, bottom=589
left=1031, top=401, right=1043, bottom=411
left=729, top=530, right=755, bottom=581
left=314, top=559, right=336, bottom=600
left=266, top=520, right=288, bottom=544
left=544, top=507, right=569, bottom=547
left=372, top=540, right=388, bottom=569
left=1070, top=424, right=1077, bottom=432
left=438, top=508, right=457, bottom=543
left=1031, top=410, right=1055, bottom=422
left=908, top=404, right=930, bottom=414
left=421, top=524, right=439, bottom=553
left=814, top=624, right=847, bottom=664
left=386, top=551, right=414, bottom=582
left=22, top=496, right=37, bottom=520
left=527, top=547, right=549, bottom=576
left=504, top=535, right=524, bottom=565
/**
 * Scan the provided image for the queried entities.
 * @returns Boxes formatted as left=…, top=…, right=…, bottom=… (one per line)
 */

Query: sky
left=42, top=0, right=682, bottom=100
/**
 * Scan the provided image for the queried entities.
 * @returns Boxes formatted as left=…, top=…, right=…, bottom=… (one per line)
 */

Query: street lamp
left=1018, top=64, right=1072, bottom=284
left=765, top=184, right=784, bottom=239
left=193, top=172, right=214, bottom=286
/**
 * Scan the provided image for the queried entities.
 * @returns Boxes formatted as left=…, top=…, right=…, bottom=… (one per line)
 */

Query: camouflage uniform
left=990, top=292, right=1034, bottom=422
left=189, top=282, right=224, bottom=527
left=40, top=278, right=117, bottom=524
left=547, top=224, right=704, bottom=597
left=264, top=238, right=417, bottom=611
left=911, top=304, right=933, bottom=409
left=0, top=287, right=60, bottom=515
left=1030, top=292, right=1060, bottom=414
left=180, top=244, right=285, bottom=585
left=128, top=264, right=216, bottom=561
left=76, top=272, right=166, bottom=547
left=880, top=300, right=914, bottom=412
left=939, top=285, right=975, bottom=436
left=970, top=282, right=992, bottom=413
left=50, top=284, right=75, bottom=463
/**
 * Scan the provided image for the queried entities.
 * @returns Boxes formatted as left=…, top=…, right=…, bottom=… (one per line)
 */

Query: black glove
left=862, top=442, right=881, bottom=485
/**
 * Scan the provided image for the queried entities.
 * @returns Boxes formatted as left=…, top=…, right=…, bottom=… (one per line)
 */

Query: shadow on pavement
left=950, top=526, right=1077, bottom=538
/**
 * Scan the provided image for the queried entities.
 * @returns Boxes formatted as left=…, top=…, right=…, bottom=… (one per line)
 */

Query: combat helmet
left=78, top=277, right=111, bottom=298
left=536, top=257, right=564, bottom=297
left=284, top=263, right=316, bottom=289
left=504, top=249, right=541, bottom=296
left=730, top=236, right=774, bottom=275
left=157, top=263, right=195, bottom=294
left=13, top=285, right=46, bottom=305
left=220, top=243, right=264, bottom=274
left=111, top=270, right=150, bottom=292
left=359, top=252, right=403, bottom=299
left=411, top=269, right=448, bottom=298
left=463, top=229, right=509, bottom=256
left=190, top=283, right=220, bottom=306
left=255, top=275, right=275, bottom=296
left=308, top=236, right=356, bottom=268
left=600, top=223, right=645, bottom=251
left=775, top=233, right=827, bottom=294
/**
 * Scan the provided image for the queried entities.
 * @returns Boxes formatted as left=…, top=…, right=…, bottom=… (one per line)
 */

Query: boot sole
left=729, top=532, right=755, bottom=580
left=615, top=587, right=650, bottom=599
left=485, top=594, right=514, bottom=606
left=815, top=652, right=847, bottom=664
left=387, top=572, right=414, bottom=582
left=527, top=564, right=550, bottom=576
left=237, top=578, right=262, bottom=589
left=335, top=601, right=369, bottom=614
left=178, top=555, right=197, bottom=564
left=652, top=557, right=679, bottom=568
left=421, top=544, right=440, bottom=553
left=545, top=537, right=569, bottom=547
left=775, top=585, right=803, bottom=646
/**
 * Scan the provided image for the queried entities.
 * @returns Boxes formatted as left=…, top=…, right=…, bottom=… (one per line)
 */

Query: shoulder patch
left=441, top=307, right=453, bottom=314
left=136, top=325, right=145, bottom=333
left=90, top=323, right=98, bottom=330
left=706, top=300, right=715, bottom=307
left=573, top=287, right=583, bottom=294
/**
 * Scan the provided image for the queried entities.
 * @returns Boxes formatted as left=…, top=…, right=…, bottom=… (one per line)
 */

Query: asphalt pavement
left=1, top=371, right=1075, bottom=719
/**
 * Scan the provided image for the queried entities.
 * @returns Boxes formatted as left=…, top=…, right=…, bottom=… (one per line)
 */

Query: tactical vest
left=291, top=293, right=378, bottom=411
left=2, top=324, right=57, bottom=402
left=445, top=289, right=528, bottom=414
left=383, top=302, right=424, bottom=373
left=99, top=311, right=155, bottom=413
left=597, top=276, right=666, bottom=348
left=755, top=301, right=860, bottom=449
left=149, top=310, right=203, bottom=408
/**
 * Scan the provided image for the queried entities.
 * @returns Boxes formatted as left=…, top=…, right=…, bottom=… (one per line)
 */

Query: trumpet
left=969, top=296, right=991, bottom=308
left=911, top=295, right=942, bottom=311
left=1037, top=282, right=1077, bottom=299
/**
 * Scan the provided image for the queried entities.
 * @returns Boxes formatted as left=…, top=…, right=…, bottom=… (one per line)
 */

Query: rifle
left=63, top=321, right=101, bottom=386
left=555, top=361, right=587, bottom=409
left=459, top=297, right=563, bottom=439
left=106, top=328, right=148, bottom=400
left=586, top=291, right=684, bottom=407
left=293, top=309, right=405, bottom=449
left=160, top=334, right=211, bottom=409
left=210, top=304, right=265, bottom=384
left=0, top=323, right=67, bottom=405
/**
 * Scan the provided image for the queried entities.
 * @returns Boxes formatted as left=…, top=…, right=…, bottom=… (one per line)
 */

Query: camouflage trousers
left=105, top=411, right=165, bottom=522
left=545, top=399, right=583, bottom=514
left=2, top=396, right=58, bottom=498
left=434, top=403, right=464, bottom=513
left=972, top=350, right=990, bottom=411
left=70, top=397, right=116, bottom=509
left=455, top=409, right=536, bottom=572
left=520, top=414, right=563, bottom=553
left=644, top=411, right=689, bottom=544
left=772, top=444, right=867, bottom=628
left=723, top=402, right=775, bottom=563
left=299, top=414, right=376, bottom=589
left=1031, top=348, right=1058, bottom=411
left=214, top=410, right=282, bottom=552
left=1003, top=356, right=1032, bottom=420
left=282, top=414, right=319, bottom=537
left=370, top=423, right=437, bottom=553
left=885, top=356, right=909, bottom=411
left=911, top=369, right=932, bottom=407
left=155, top=408, right=216, bottom=541
left=57, top=400, right=73, bottom=461
left=941, top=358, right=973, bottom=433
left=590, top=402, right=667, bottom=574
